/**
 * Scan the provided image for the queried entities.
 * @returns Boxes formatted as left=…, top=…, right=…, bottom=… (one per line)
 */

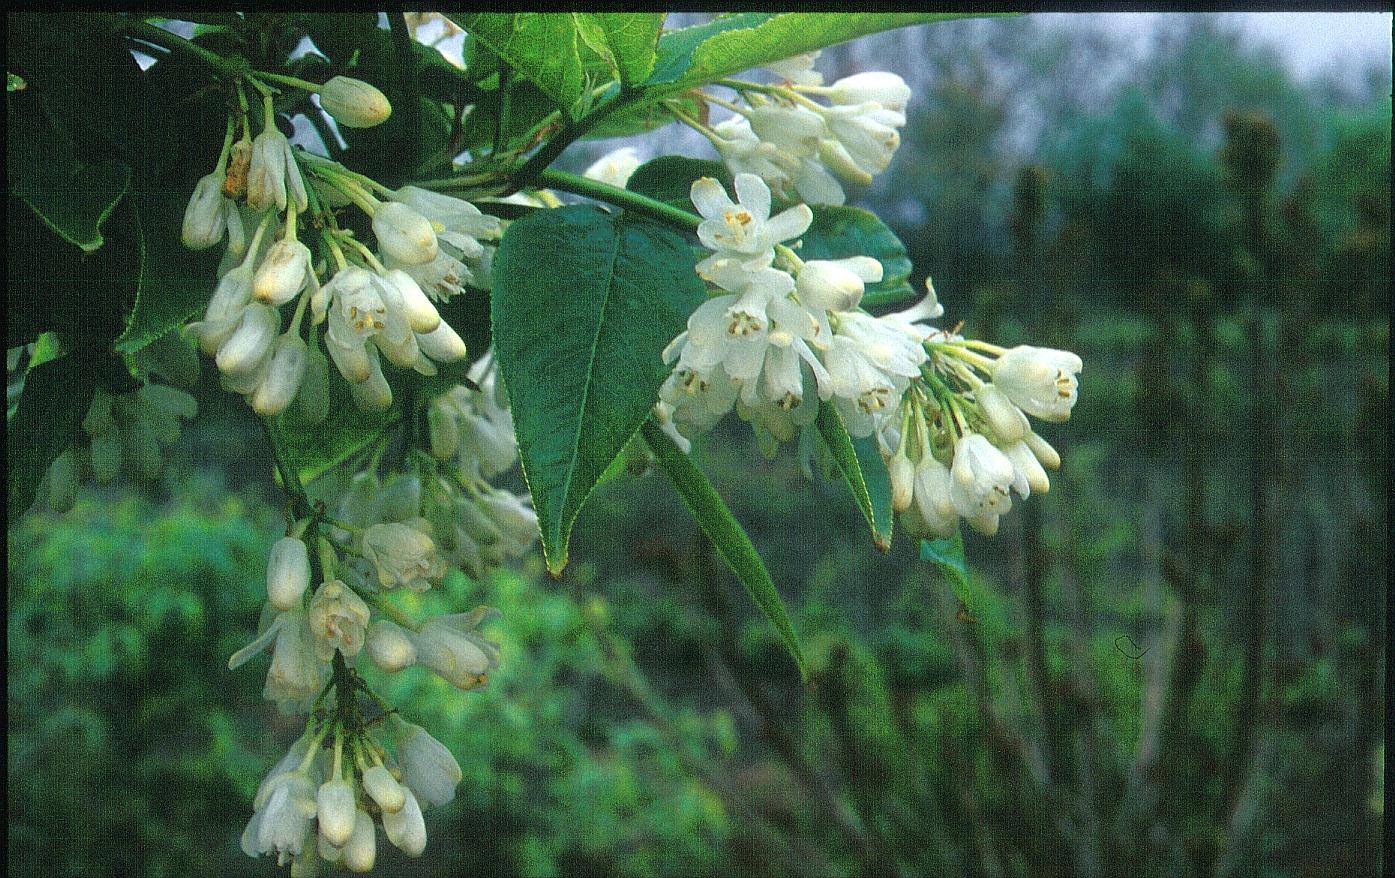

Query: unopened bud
left=319, top=76, right=392, bottom=128
left=267, top=536, right=311, bottom=610
left=374, top=202, right=437, bottom=266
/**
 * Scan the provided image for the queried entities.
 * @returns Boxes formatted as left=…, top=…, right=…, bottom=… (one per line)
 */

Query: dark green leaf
left=579, top=13, right=665, bottom=87
left=800, top=206, right=916, bottom=308
left=492, top=205, right=705, bottom=574
left=647, top=13, right=984, bottom=89
left=626, top=156, right=730, bottom=213
left=7, top=353, right=99, bottom=524
left=814, top=402, right=894, bottom=551
left=114, top=193, right=222, bottom=355
left=7, top=91, right=131, bottom=253
left=456, top=13, right=587, bottom=113
left=641, top=419, right=808, bottom=680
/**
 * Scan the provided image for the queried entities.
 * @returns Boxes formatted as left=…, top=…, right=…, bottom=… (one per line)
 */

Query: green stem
left=260, top=417, right=312, bottom=518
left=254, top=70, right=324, bottom=93
left=509, top=85, right=647, bottom=192
left=116, top=18, right=247, bottom=79
left=370, top=595, right=421, bottom=632
left=539, top=169, right=701, bottom=232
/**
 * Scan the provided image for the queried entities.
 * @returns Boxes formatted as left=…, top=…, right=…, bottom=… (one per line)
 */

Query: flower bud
left=1003, top=439, right=1049, bottom=497
left=217, top=303, right=280, bottom=376
left=412, top=611, right=501, bottom=690
left=254, top=239, right=313, bottom=305
left=252, top=333, right=309, bottom=417
left=82, top=390, right=117, bottom=436
left=316, top=779, right=357, bottom=847
left=888, top=450, right=914, bottom=512
left=382, top=787, right=427, bottom=857
left=361, top=764, right=405, bottom=814
left=366, top=619, right=418, bottom=672
left=825, top=71, right=912, bottom=114
left=348, top=349, right=393, bottom=412
left=182, top=171, right=228, bottom=250
left=976, top=383, right=1029, bottom=444
left=395, top=720, right=462, bottom=808
left=415, top=320, right=467, bottom=363
left=1025, top=430, right=1060, bottom=470
left=342, top=810, right=376, bottom=872
left=582, top=146, right=642, bottom=188
left=796, top=257, right=881, bottom=312
left=374, top=202, right=438, bottom=266
left=913, top=454, right=958, bottom=537
left=362, top=522, right=442, bottom=591
left=427, top=401, right=460, bottom=459
left=319, top=76, right=392, bottom=128
left=383, top=269, right=441, bottom=334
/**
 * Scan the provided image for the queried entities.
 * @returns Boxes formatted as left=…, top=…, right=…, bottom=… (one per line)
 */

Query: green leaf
left=492, top=205, right=706, bottom=574
left=7, top=91, right=130, bottom=253
left=7, top=353, right=99, bottom=524
left=113, top=193, right=222, bottom=355
left=814, top=402, right=893, bottom=551
left=647, top=13, right=983, bottom=89
left=800, top=206, right=916, bottom=308
left=640, top=419, right=808, bottom=680
left=456, top=13, right=587, bottom=113
left=625, top=156, right=729, bottom=213
left=578, top=13, right=665, bottom=87
left=920, top=532, right=973, bottom=609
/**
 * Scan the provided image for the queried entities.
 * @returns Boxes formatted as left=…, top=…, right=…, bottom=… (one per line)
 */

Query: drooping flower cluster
left=677, top=50, right=910, bottom=206
left=659, top=172, right=939, bottom=454
left=181, top=84, right=501, bottom=422
left=228, top=344, right=535, bottom=871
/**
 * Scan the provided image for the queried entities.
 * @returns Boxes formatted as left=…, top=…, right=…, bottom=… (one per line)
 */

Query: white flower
left=1025, top=430, right=1061, bottom=470
left=256, top=772, right=319, bottom=865
left=949, top=433, right=1015, bottom=532
left=823, top=72, right=912, bottom=114
left=394, top=719, right=462, bottom=808
left=342, top=810, right=376, bottom=872
left=251, top=333, right=309, bottom=417
left=319, top=76, right=392, bottom=128
left=691, top=173, right=812, bottom=260
left=362, top=764, right=406, bottom=814
left=361, top=522, right=444, bottom=591
left=366, top=619, right=418, bottom=672
left=748, top=103, right=827, bottom=159
left=583, top=146, right=642, bottom=188
left=710, top=118, right=800, bottom=200
left=888, top=450, right=913, bottom=511
left=1003, top=438, right=1050, bottom=497
left=795, top=257, right=883, bottom=313
left=307, top=580, right=371, bottom=660
left=385, top=186, right=502, bottom=300
left=316, top=779, right=357, bottom=847
left=913, top=453, right=958, bottom=538
left=216, top=302, right=280, bottom=376
left=659, top=365, right=740, bottom=434
left=383, top=786, right=427, bottom=857
left=247, top=127, right=308, bottom=213
left=253, top=239, right=314, bottom=305
left=477, top=490, right=538, bottom=558
left=975, top=383, right=1029, bottom=444
left=992, top=345, right=1082, bottom=422
left=182, top=170, right=229, bottom=250
left=764, top=51, right=823, bottom=86
left=191, top=261, right=255, bottom=355
left=267, top=536, right=311, bottom=611
left=228, top=606, right=328, bottom=713
left=374, top=201, right=438, bottom=266
left=383, top=269, right=441, bottom=334
left=414, top=320, right=468, bottom=364
left=411, top=607, right=502, bottom=690
left=820, top=102, right=904, bottom=178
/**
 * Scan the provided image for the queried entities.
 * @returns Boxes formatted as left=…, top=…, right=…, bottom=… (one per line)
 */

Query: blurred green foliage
left=8, top=13, right=1388, bottom=878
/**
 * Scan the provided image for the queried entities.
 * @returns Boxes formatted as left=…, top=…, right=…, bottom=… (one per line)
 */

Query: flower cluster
left=677, top=51, right=909, bottom=206
left=881, top=342, right=1080, bottom=538
left=181, top=83, right=500, bottom=421
left=659, top=172, right=940, bottom=454
left=228, top=344, right=535, bottom=870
